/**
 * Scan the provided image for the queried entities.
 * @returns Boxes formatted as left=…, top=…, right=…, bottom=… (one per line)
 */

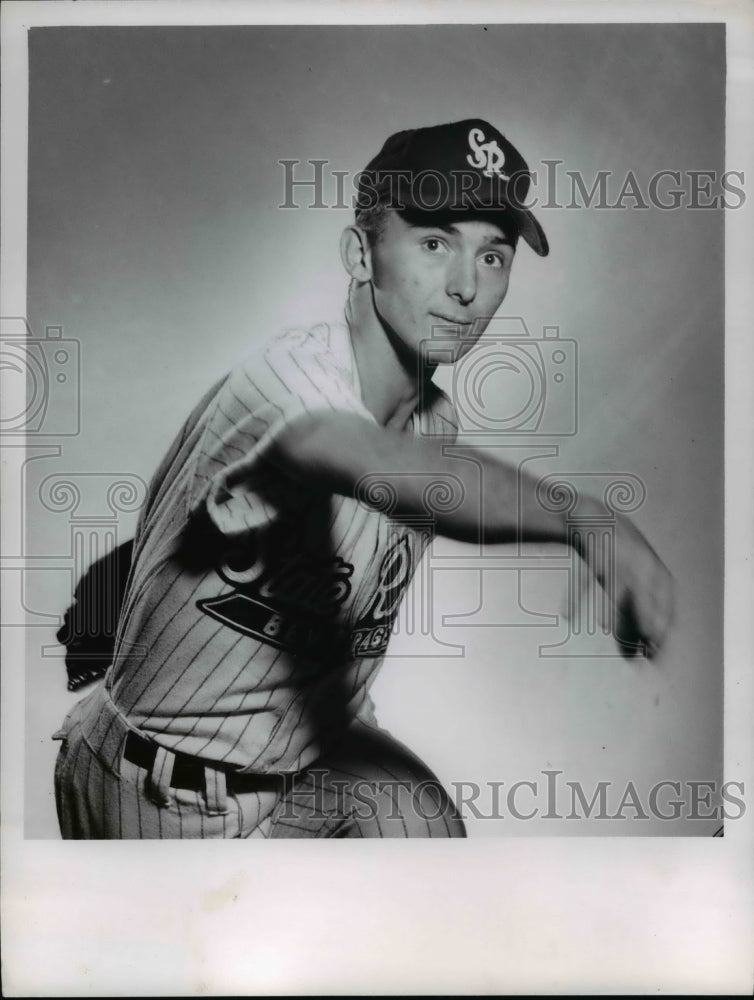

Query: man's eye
left=422, top=238, right=447, bottom=253
left=480, top=252, right=504, bottom=268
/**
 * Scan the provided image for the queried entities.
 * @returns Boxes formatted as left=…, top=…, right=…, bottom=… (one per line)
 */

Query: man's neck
left=345, top=280, right=431, bottom=430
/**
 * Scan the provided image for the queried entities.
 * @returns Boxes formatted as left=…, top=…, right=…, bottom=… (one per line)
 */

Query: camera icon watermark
left=419, top=316, right=577, bottom=437
left=0, top=317, right=80, bottom=436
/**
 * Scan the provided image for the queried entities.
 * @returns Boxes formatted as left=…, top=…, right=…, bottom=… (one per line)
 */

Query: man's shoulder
left=215, top=321, right=365, bottom=423
left=237, top=322, right=355, bottom=389
left=244, top=321, right=348, bottom=361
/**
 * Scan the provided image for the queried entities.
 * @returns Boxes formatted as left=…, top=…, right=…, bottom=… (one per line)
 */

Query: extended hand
left=575, top=511, right=674, bottom=661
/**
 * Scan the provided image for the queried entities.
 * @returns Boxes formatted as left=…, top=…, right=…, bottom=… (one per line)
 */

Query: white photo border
left=2, top=0, right=753, bottom=994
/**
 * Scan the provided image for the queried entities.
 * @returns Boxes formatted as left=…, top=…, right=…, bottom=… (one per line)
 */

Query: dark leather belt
left=123, top=730, right=287, bottom=794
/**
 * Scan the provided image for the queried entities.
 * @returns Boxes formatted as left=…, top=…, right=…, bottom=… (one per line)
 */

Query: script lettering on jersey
left=198, top=542, right=354, bottom=658
left=350, top=535, right=413, bottom=658
left=466, top=126, right=510, bottom=180
left=197, top=533, right=415, bottom=660
left=218, top=532, right=354, bottom=615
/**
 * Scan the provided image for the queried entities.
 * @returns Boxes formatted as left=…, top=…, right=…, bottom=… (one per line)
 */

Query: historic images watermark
left=278, top=159, right=746, bottom=212
left=276, top=771, right=745, bottom=825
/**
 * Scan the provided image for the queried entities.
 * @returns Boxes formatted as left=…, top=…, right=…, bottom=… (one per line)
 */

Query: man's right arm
left=268, top=410, right=566, bottom=544
left=266, top=410, right=674, bottom=659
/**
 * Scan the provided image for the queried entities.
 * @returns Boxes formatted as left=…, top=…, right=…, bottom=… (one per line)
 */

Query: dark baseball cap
left=357, top=118, right=548, bottom=256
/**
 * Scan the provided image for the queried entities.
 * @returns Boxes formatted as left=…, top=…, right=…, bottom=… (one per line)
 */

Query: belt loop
left=204, top=765, right=229, bottom=815
left=147, top=746, right=175, bottom=808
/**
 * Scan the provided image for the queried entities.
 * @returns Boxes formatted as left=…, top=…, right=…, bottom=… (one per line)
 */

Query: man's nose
left=445, top=255, right=477, bottom=306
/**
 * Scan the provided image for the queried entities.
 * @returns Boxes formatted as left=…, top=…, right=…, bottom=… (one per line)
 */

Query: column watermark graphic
left=1, top=317, right=148, bottom=686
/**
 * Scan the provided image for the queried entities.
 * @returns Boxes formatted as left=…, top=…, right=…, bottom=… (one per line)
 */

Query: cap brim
left=391, top=176, right=549, bottom=257
left=508, top=205, right=549, bottom=257
left=398, top=199, right=550, bottom=258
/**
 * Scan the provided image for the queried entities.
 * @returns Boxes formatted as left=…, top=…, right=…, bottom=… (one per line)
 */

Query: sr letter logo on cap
left=466, top=127, right=509, bottom=179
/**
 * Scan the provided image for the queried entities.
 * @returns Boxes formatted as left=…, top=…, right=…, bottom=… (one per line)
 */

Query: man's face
left=367, top=209, right=516, bottom=366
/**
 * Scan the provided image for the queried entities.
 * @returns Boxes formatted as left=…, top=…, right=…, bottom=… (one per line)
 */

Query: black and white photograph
left=2, top=0, right=753, bottom=994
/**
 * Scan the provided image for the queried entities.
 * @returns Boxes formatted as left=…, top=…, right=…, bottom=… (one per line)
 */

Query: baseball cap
left=357, top=118, right=548, bottom=256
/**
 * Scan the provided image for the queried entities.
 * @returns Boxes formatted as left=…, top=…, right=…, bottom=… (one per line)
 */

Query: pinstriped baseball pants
left=53, top=684, right=466, bottom=839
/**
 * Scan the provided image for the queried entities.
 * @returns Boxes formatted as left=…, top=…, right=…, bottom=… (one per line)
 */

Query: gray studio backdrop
left=23, top=24, right=724, bottom=836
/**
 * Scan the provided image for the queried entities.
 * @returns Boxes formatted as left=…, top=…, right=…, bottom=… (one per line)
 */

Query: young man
left=53, top=119, right=673, bottom=839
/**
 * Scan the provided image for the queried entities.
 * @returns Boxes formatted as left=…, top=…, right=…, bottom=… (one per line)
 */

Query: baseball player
left=53, top=119, right=673, bottom=839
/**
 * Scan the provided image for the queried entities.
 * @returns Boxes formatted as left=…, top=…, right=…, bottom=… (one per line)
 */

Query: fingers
left=614, top=590, right=651, bottom=660
left=615, top=558, right=674, bottom=661
left=570, top=515, right=675, bottom=661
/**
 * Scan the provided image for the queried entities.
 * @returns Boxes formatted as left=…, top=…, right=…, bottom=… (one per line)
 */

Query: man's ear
left=340, top=226, right=373, bottom=282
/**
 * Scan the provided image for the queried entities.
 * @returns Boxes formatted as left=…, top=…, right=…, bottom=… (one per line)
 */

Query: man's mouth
left=430, top=314, right=473, bottom=328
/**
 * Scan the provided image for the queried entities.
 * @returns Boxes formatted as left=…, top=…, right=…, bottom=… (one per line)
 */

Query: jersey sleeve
left=190, top=325, right=376, bottom=538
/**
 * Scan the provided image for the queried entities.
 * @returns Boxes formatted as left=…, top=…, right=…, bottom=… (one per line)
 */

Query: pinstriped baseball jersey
left=107, top=321, right=458, bottom=775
